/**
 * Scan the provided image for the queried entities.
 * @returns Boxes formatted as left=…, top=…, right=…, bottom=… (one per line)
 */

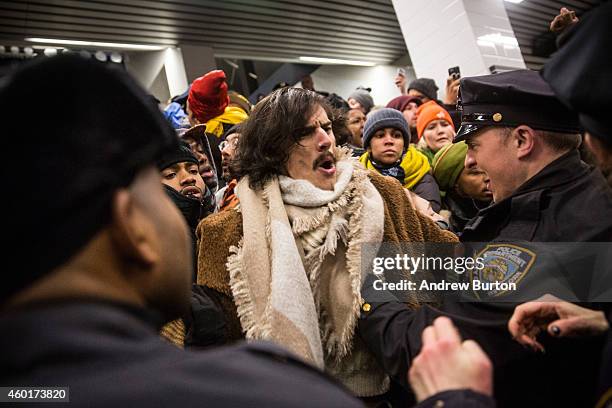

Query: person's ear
left=512, top=125, right=536, bottom=159
left=108, top=189, right=159, bottom=268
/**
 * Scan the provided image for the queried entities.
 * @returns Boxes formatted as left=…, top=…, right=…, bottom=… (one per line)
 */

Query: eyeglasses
left=219, top=137, right=239, bottom=152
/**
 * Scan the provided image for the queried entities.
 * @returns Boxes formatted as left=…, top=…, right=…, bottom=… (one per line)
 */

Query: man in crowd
left=358, top=69, right=612, bottom=408
left=157, top=140, right=224, bottom=348
left=182, top=124, right=220, bottom=193
left=158, top=140, right=215, bottom=275
left=216, top=124, right=242, bottom=211
left=386, top=95, right=422, bottom=143
left=194, top=87, right=456, bottom=404
left=407, top=78, right=438, bottom=103
left=1, top=55, right=364, bottom=407
left=346, top=108, right=366, bottom=157
left=358, top=108, right=442, bottom=212
left=457, top=69, right=611, bottom=242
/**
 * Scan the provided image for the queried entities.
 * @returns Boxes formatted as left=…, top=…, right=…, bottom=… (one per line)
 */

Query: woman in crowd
left=416, top=101, right=455, bottom=164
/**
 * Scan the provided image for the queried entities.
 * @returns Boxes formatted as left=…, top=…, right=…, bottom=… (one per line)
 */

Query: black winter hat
left=408, top=78, right=439, bottom=100
left=157, top=140, right=198, bottom=170
left=2, top=54, right=177, bottom=301
left=362, top=108, right=411, bottom=149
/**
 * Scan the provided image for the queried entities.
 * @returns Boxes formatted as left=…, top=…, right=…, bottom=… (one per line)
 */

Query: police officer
left=455, top=69, right=611, bottom=242
left=358, top=70, right=612, bottom=408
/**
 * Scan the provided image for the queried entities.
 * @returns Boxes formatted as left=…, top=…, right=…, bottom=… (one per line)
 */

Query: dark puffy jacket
left=413, top=173, right=442, bottom=213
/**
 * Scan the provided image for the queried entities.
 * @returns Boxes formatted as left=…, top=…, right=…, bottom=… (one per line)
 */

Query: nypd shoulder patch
left=470, top=244, right=536, bottom=298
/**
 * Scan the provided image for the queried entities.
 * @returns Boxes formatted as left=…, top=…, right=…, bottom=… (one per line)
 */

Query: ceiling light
left=299, top=56, right=376, bottom=66
left=477, top=33, right=519, bottom=47
left=110, top=52, right=123, bottom=63
left=504, top=0, right=524, bottom=3
left=25, top=38, right=166, bottom=50
left=94, top=50, right=107, bottom=61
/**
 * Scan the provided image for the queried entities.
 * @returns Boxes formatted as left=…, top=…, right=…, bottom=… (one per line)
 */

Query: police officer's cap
left=455, top=69, right=581, bottom=142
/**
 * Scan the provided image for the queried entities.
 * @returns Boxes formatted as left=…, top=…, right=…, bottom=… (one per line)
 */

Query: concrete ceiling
left=0, top=0, right=409, bottom=65
left=0, top=0, right=604, bottom=70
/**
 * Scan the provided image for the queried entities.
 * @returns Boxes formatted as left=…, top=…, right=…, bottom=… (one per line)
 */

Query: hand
left=550, top=7, right=578, bottom=33
left=409, top=316, right=493, bottom=402
left=395, top=74, right=407, bottom=95
left=405, top=190, right=446, bottom=225
left=508, top=294, right=609, bottom=352
left=443, top=76, right=460, bottom=105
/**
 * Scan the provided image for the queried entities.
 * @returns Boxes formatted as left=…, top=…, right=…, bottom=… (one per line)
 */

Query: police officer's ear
left=511, top=125, right=537, bottom=159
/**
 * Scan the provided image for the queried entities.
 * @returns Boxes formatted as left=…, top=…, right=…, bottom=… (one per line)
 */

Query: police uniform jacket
left=358, top=150, right=612, bottom=408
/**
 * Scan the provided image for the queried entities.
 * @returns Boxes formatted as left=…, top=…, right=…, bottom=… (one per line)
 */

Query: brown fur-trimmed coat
left=182, top=171, right=458, bottom=344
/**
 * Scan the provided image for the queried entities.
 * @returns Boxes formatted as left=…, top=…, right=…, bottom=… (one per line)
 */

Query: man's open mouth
left=182, top=186, right=202, bottom=199
left=315, top=154, right=336, bottom=176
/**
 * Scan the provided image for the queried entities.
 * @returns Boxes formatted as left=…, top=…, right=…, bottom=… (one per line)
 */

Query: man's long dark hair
left=232, top=87, right=333, bottom=190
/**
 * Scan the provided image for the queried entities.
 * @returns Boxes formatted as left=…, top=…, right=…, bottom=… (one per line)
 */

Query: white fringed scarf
left=228, top=149, right=388, bottom=396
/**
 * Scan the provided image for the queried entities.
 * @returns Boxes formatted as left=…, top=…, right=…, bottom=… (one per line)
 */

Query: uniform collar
left=461, top=151, right=586, bottom=241
left=512, top=150, right=587, bottom=196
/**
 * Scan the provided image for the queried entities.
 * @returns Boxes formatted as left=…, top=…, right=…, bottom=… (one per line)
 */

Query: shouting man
left=194, top=87, right=456, bottom=402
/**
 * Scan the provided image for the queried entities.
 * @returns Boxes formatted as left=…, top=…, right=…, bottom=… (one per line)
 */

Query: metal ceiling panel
left=0, top=0, right=603, bottom=70
left=0, top=0, right=409, bottom=64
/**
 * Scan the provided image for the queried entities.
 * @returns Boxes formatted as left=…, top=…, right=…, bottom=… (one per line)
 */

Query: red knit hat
left=416, top=100, right=455, bottom=139
left=386, top=95, right=422, bottom=113
left=188, top=70, right=229, bottom=124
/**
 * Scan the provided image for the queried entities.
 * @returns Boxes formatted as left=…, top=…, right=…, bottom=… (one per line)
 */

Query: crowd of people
left=2, top=4, right=612, bottom=408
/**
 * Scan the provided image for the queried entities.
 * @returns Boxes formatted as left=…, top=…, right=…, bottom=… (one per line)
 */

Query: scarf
left=228, top=149, right=387, bottom=395
left=359, top=144, right=430, bottom=189
left=205, top=106, right=248, bottom=137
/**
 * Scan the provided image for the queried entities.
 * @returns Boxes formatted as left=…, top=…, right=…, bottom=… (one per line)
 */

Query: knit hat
left=157, top=140, right=198, bottom=170
left=416, top=101, right=455, bottom=139
left=3, top=54, right=178, bottom=300
left=362, top=108, right=411, bottom=149
left=348, top=89, right=375, bottom=114
left=408, top=78, right=439, bottom=100
left=432, top=141, right=468, bottom=192
left=386, top=95, right=423, bottom=113
left=188, top=70, right=229, bottom=124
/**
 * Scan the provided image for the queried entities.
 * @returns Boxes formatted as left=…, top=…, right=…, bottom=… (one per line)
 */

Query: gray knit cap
left=348, top=89, right=374, bottom=114
left=362, top=108, right=411, bottom=149
left=407, top=78, right=439, bottom=100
